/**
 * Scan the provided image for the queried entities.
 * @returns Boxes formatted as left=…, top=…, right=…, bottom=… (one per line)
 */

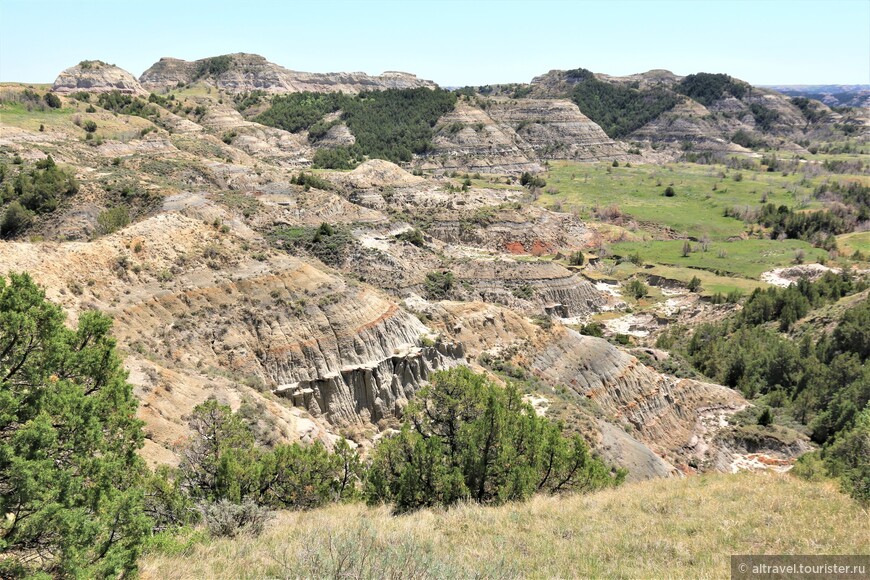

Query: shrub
left=199, top=498, right=272, bottom=538
left=96, top=90, right=159, bottom=119
left=396, top=228, right=425, bottom=247
left=312, top=146, right=356, bottom=169
left=568, top=251, right=585, bottom=266
left=520, top=172, right=546, bottom=188
left=365, top=367, right=622, bottom=513
left=664, top=186, right=676, bottom=197
left=626, top=279, right=648, bottom=299
left=687, top=276, right=702, bottom=293
left=627, top=251, right=644, bottom=266
left=579, top=321, right=604, bottom=337
left=290, top=171, right=333, bottom=191
left=96, top=206, right=131, bottom=235
left=82, top=119, right=98, bottom=133
left=0, top=201, right=33, bottom=237
left=424, top=270, right=455, bottom=300
left=682, top=240, right=692, bottom=257
left=43, top=92, right=61, bottom=108
left=270, top=223, right=353, bottom=267
left=7, top=155, right=78, bottom=216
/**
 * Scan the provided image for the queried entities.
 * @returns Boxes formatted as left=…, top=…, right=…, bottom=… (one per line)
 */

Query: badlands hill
left=0, top=69, right=764, bottom=481
left=4, top=55, right=867, bottom=482
left=47, top=54, right=866, bottom=175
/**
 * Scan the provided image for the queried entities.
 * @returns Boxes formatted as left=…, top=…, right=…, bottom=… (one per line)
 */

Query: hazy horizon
left=1, top=0, right=869, bottom=87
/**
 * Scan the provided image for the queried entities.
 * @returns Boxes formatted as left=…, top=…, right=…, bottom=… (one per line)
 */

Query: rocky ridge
left=140, top=53, right=437, bottom=94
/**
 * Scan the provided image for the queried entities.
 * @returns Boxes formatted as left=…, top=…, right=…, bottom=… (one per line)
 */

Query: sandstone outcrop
left=426, top=301, right=745, bottom=473
left=329, top=159, right=424, bottom=190
left=0, top=211, right=465, bottom=457
left=451, top=259, right=605, bottom=318
left=486, top=98, right=627, bottom=160
left=420, top=102, right=543, bottom=174
left=52, top=60, right=147, bottom=95
left=629, top=99, right=748, bottom=152
left=140, top=53, right=437, bottom=94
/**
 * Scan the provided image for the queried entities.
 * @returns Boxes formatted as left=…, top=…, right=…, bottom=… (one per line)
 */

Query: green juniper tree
left=365, top=367, right=623, bottom=513
left=0, top=273, right=149, bottom=578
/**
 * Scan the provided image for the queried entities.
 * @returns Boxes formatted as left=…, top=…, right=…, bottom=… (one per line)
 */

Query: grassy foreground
left=140, top=472, right=868, bottom=579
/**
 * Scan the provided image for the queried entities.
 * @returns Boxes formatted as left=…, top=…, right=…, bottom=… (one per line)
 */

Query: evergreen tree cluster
left=676, top=73, right=748, bottom=106
left=0, top=273, right=149, bottom=577
left=790, top=97, right=826, bottom=125
left=0, top=156, right=79, bottom=237
left=567, top=68, right=681, bottom=138
left=660, top=272, right=870, bottom=502
left=0, top=274, right=623, bottom=574
left=725, top=203, right=850, bottom=246
left=255, top=88, right=457, bottom=166
left=96, top=90, right=161, bottom=119
left=365, top=367, right=623, bottom=513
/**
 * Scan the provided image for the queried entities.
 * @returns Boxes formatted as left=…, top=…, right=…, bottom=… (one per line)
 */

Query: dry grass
left=140, top=472, right=869, bottom=579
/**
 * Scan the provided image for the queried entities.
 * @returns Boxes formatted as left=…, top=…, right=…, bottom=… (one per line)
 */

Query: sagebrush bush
left=199, top=499, right=273, bottom=538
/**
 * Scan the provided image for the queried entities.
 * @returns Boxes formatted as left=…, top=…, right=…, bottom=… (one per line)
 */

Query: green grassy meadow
left=538, top=159, right=867, bottom=293
left=539, top=160, right=832, bottom=240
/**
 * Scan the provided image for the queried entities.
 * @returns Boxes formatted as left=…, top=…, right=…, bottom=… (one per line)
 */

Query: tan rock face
left=487, top=98, right=627, bottom=161
left=428, top=301, right=745, bottom=476
left=52, top=60, right=147, bottom=95
left=421, top=102, right=543, bottom=174
left=451, top=259, right=605, bottom=318
left=630, top=99, right=749, bottom=152
left=139, top=53, right=437, bottom=94
left=418, top=98, right=626, bottom=175
left=0, top=211, right=464, bottom=458
left=329, top=159, right=424, bottom=190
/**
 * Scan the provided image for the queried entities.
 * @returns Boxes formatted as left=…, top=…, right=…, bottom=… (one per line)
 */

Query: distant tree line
left=566, top=68, right=681, bottom=138
left=676, top=73, right=748, bottom=106
left=255, top=88, right=457, bottom=167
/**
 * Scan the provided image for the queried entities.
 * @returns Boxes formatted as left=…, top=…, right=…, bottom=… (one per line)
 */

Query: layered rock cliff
left=486, top=98, right=627, bottom=161
left=425, top=301, right=746, bottom=476
left=0, top=211, right=466, bottom=455
left=451, top=259, right=605, bottom=318
left=140, top=53, right=437, bottom=94
left=52, top=60, right=147, bottom=95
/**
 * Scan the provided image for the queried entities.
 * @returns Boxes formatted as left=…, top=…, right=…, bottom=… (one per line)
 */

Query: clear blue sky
left=1, top=0, right=868, bottom=86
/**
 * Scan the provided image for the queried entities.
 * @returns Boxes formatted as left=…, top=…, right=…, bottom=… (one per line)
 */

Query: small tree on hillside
left=682, top=240, right=692, bottom=258
left=43, top=92, right=62, bottom=109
